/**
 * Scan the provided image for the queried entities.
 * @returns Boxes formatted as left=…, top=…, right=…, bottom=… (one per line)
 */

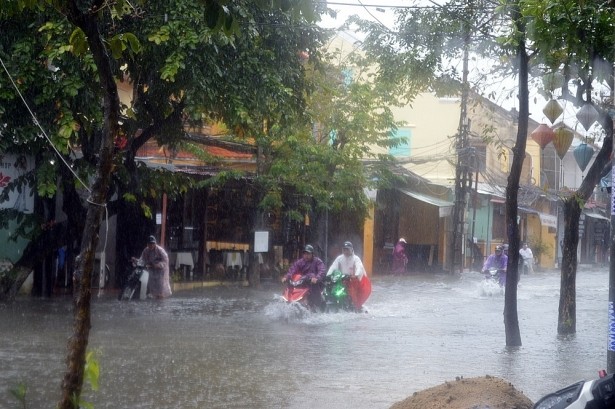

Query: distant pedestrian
left=391, top=238, right=408, bottom=275
left=519, top=243, right=534, bottom=274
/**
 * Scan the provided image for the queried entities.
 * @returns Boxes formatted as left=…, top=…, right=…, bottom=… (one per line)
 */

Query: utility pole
left=608, top=58, right=615, bottom=373
left=470, top=148, right=479, bottom=270
left=450, top=4, right=472, bottom=274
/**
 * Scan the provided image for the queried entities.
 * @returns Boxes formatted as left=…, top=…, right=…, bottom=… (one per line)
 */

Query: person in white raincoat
left=326, top=241, right=371, bottom=311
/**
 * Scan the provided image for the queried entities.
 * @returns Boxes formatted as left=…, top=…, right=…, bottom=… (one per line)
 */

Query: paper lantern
left=576, top=103, right=599, bottom=131
left=552, top=127, right=573, bottom=159
left=573, top=143, right=595, bottom=171
left=543, top=99, right=563, bottom=124
left=530, top=123, right=555, bottom=149
left=543, top=72, right=565, bottom=92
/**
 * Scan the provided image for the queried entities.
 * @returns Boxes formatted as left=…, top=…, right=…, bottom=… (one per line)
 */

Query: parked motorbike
left=281, top=273, right=323, bottom=312
left=533, top=371, right=614, bottom=409
left=483, top=267, right=506, bottom=287
left=118, top=260, right=150, bottom=301
left=323, top=269, right=352, bottom=312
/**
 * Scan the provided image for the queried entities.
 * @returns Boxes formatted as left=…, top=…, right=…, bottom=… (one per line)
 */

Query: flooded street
left=1, top=267, right=609, bottom=409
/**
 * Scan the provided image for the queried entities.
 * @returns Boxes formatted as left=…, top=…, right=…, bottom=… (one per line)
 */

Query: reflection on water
left=0, top=268, right=609, bottom=409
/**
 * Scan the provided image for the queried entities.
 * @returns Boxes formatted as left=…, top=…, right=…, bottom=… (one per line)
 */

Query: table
left=174, top=252, right=194, bottom=280
left=224, top=252, right=243, bottom=268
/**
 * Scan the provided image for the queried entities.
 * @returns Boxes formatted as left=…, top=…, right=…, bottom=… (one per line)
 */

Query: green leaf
left=123, top=193, right=137, bottom=203
left=123, top=32, right=142, bottom=55
left=9, top=383, right=27, bottom=404
left=84, top=350, right=100, bottom=392
left=69, top=28, right=88, bottom=55
left=108, top=35, right=126, bottom=59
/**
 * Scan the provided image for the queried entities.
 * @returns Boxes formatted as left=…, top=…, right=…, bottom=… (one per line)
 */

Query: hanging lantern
left=530, top=123, right=555, bottom=149
left=573, top=143, right=595, bottom=171
left=552, top=127, right=573, bottom=159
left=542, top=72, right=565, bottom=92
left=576, top=103, right=599, bottom=131
left=542, top=99, right=563, bottom=124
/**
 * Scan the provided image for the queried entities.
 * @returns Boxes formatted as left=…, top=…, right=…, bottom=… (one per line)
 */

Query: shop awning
left=398, top=189, right=454, bottom=217
left=518, top=207, right=539, bottom=214
left=584, top=211, right=609, bottom=221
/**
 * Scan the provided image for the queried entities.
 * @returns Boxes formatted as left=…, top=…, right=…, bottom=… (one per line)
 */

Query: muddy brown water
left=0, top=267, right=608, bottom=408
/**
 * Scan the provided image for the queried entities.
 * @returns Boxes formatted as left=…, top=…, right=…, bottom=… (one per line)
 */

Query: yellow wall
left=391, top=94, right=460, bottom=185
left=363, top=204, right=374, bottom=277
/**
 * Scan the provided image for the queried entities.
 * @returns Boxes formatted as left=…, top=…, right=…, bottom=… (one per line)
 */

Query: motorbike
left=118, top=260, right=150, bottom=301
left=483, top=267, right=506, bottom=287
left=281, top=273, right=323, bottom=312
left=533, top=371, right=614, bottom=409
left=323, top=269, right=353, bottom=312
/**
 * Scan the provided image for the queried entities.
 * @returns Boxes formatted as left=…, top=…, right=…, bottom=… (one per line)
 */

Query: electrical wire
left=0, top=55, right=91, bottom=195
left=0, top=54, right=110, bottom=282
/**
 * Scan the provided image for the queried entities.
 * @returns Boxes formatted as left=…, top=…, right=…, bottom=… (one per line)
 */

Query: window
left=473, top=145, right=487, bottom=172
left=492, top=203, right=506, bottom=240
left=389, top=127, right=411, bottom=157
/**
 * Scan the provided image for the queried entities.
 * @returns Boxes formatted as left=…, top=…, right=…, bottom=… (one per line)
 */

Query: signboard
left=254, top=231, right=269, bottom=253
left=0, top=154, right=34, bottom=214
left=538, top=213, right=557, bottom=228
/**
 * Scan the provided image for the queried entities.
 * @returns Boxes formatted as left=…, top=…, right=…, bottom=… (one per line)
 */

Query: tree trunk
left=58, top=4, right=121, bottom=407
left=3, top=266, right=32, bottom=299
left=556, top=111, right=612, bottom=335
left=503, top=2, right=527, bottom=347
left=558, top=197, right=581, bottom=334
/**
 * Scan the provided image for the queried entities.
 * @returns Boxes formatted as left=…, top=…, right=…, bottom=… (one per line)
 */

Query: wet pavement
left=0, top=267, right=609, bottom=408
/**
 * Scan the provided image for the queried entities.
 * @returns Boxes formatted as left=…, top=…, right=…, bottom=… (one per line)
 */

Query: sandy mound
left=390, top=375, right=534, bottom=409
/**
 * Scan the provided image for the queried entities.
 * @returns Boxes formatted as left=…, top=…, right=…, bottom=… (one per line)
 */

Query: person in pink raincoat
left=391, top=238, right=408, bottom=275
left=132, top=235, right=172, bottom=299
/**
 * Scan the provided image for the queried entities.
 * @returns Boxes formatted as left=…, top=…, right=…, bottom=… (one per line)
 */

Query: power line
left=323, top=0, right=496, bottom=11
left=325, top=1, right=427, bottom=8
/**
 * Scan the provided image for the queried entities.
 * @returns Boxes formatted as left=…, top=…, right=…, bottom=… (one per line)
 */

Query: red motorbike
left=281, top=273, right=322, bottom=311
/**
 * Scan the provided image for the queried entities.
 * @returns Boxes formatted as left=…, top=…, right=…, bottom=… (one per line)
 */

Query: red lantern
left=530, top=123, right=555, bottom=149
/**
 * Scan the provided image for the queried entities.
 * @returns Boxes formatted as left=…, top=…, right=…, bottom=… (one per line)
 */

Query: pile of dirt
left=390, top=375, right=534, bottom=409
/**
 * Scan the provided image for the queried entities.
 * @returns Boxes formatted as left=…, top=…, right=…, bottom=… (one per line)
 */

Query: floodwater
left=0, top=267, right=609, bottom=409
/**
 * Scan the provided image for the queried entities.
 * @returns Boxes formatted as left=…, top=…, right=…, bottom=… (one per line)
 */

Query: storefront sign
left=539, top=213, right=557, bottom=228
left=0, top=154, right=33, bottom=214
left=254, top=231, right=269, bottom=253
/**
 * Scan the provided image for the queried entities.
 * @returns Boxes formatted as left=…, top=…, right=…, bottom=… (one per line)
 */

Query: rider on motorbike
left=282, top=244, right=326, bottom=309
left=326, top=241, right=371, bottom=312
left=482, top=245, right=508, bottom=286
